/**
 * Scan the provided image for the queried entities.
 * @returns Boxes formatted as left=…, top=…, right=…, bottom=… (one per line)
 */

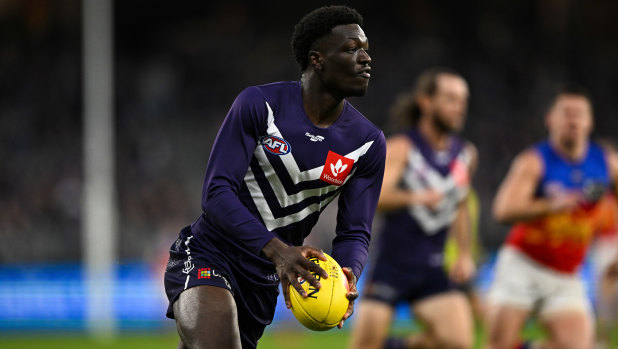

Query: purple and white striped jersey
left=190, top=81, right=386, bottom=284
left=375, top=129, right=471, bottom=269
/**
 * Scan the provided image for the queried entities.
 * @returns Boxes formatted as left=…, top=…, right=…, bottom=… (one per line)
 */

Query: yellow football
left=289, top=253, right=349, bottom=331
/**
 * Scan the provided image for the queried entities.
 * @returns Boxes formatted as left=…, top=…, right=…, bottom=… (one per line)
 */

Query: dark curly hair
left=291, top=5, right=363, bottom=71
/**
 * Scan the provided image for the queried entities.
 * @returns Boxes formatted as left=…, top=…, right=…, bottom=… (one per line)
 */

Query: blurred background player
left=348, top=67, right=477, bottom=349
left=487, top=86, right=618, bottom=349
left=163, top=6, right=386, bottom=349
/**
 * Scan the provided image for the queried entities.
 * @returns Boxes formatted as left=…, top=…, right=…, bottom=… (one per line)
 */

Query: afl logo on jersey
left=260, top=135, right=291, bottom=155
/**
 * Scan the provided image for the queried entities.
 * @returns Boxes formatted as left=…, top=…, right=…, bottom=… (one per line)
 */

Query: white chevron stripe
left=404, top=147, right=470, bottom=234
left=244, top=166, right=340, bottom=230
left=243, top=101, right=373, bottom=229
left=263, top=102, right=373, bottom=182
left=254, top=146, right=358, bottom=208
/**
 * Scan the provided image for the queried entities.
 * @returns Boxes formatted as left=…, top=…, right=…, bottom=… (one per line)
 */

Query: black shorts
left=164, top=226, right=280, bottom=349
left=362, top=261, right=454, bottom=307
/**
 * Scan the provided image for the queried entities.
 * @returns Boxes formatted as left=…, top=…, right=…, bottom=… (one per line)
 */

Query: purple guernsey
left=190, top=81, right=386, bottom=284
left=375, top=129, right=471, bottom=270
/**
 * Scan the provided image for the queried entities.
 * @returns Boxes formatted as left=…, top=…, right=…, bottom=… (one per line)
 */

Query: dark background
left=1, top=0, right=617, bottom=263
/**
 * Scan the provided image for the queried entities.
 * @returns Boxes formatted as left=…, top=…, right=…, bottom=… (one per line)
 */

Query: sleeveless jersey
left=190, top=81, right=386, bottom=284
left=375, top=129, right=471, bottom=269
left=506, top=141, right=610, bottom=273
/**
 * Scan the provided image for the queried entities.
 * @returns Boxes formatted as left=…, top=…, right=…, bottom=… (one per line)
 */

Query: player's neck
left=300, top=75, right=344, bottom=128
left=418, top=117, right=450, bottom=150
left=550, top=138, right=588, bottom=161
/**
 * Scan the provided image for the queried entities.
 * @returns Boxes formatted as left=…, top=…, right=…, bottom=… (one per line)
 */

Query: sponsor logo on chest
left=320, top=150, right=354, bottom=186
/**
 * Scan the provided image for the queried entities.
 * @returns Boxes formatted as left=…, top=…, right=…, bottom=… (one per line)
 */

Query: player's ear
left=309, top=50, right=323, bottom=71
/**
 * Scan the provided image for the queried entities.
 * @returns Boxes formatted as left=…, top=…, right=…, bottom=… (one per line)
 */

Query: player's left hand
left=337, top=267, right=358, bottom=329
left=449, top=254, right=476, bottom=284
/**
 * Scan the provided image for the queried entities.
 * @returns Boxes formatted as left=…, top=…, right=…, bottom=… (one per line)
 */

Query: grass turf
left=0, top=324, right=615, bottom=348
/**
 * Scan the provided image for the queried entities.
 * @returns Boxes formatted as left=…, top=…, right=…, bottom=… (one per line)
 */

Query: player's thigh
left=484, top=303, right=529, bottom=349
left=347, top=299, right=394, bottom=349
left=412, top=291, right=473, bottom=347
left=173, top=285, right=241, bottom=349
left=540, top=310, right=594, bottom=349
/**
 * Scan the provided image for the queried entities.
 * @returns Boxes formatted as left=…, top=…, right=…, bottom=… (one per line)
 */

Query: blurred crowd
left=1, top=0, right=618, bottom=263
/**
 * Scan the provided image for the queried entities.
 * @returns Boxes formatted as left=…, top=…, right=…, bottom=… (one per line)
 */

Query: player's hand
left=416, top=190, right=443, bottom=211
left=338, top=267, right=358, bottom=329
left=449, top=253, right=476, bottom=284
left=261, top=238, right=328, bottom=309
left=548, top=192, right=580, bottom=213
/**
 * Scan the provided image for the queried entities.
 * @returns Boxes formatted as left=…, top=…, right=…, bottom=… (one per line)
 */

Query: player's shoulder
left=237, top=81, right=298, bottom=106
left=344, top=102, right=384, bottom=136
left=385, top=131, right=413, bottom=153
left=510, top=145, right=544, bottom=176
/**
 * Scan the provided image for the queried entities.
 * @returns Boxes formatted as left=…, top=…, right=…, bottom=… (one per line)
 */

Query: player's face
left=546, top=94, right=593, bottom=148
left=429, top=75, right=469, bottom=132
left=316, top=24, right=371, bottom=98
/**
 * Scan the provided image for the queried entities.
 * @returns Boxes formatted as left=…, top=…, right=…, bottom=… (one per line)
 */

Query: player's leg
left=164, top=227, right=244, bottom=349
left=539, top=310, right=594, bottom=349
left=485, top=247, right=537, bottom=349
left=537, top=272, right=596, bottom=349
left=409, top=291, right=473, bottom=349
left=347, top=299, right=395, bottom=349
left=173, top=285, right=241, bottom=349
left=484, top=303, right=529, bottom=349
left=596, top=268, right=618, bottom=346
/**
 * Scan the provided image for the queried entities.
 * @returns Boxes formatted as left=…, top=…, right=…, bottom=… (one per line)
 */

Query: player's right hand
left=416, top=189, right=443, bottom=210
left=261, top=238, right=328, bottom=309
left=548, top=192, right=580, bottom=213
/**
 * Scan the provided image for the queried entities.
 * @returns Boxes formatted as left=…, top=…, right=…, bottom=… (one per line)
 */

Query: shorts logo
left=198, top=268, right=211, bottom=279
left=260, top=135, right=291, bottom=155
left=320, top=151, right=354, bottom=186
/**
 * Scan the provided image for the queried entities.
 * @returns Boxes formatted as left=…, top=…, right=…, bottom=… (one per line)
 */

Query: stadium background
left=1, top=0, right=617, bottom=347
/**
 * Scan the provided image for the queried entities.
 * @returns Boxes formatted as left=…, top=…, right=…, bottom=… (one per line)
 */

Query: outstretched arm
left=492, top=149, right=579, bottom=224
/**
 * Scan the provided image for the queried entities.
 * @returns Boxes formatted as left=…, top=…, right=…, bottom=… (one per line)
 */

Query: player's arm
left=202, top=87, right=278, bottom=251
left=448, top=142, right=478, bottom=283
left=604, top=149, right=618, bottom=280
left=202, top=87, right=327, bottom=303
left=332, top=131, right=386, bottom=327
left=492, top=149, right=578, bottom=224
left=377, top=134, right=441, bottom=212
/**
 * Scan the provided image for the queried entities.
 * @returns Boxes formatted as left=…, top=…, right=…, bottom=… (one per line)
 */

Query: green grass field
left=0, top=323, right=614, bottom=348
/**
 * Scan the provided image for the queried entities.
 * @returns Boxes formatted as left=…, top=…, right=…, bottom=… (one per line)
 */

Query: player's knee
left=348, top=327, right=384, bottom=349
left=429, top=326, right=472, bottom=349
left=173, top=287, right=239, bottom=348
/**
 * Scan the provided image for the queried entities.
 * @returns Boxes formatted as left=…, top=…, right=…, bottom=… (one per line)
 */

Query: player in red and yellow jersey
left=486, top=86, right=618, bottom=349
